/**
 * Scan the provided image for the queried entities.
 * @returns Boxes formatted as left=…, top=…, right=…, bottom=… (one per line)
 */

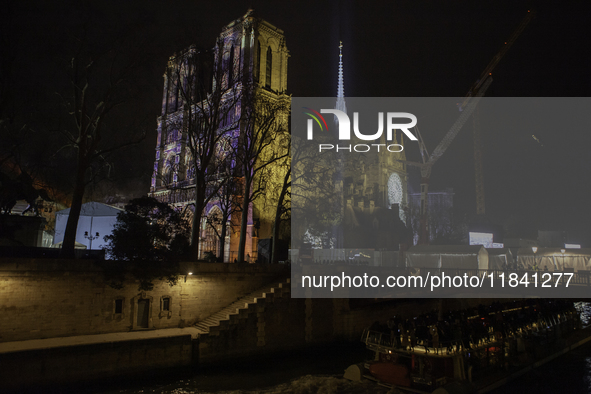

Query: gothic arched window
left=255, top=41, right=261, bottom=81
left=228, top=45, right=234, bottom=87
left=388, top=173, right=406, bottom=223
left=200, top=206, right=223, bottom=259
left=265, top=47, right=272, bottom=88
left=166, top=129, right=178, bottom=144
left=163, top=165, right=173, bottom=185
left=186, top=166, right=195, bottom=180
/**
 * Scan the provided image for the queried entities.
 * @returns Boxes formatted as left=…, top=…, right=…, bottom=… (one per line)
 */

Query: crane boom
left=459, top=10, right=535, bottom=111
left=416, top=77, right=492, bottom=244
left=414, top=10, right=534, bottom=244
left=471, top=10, right=534, bottom=215
left=428, top=77, right=492, bottom=168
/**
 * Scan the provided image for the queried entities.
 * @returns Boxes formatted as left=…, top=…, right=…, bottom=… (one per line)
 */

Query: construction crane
left=406, top=10, right=535, bottom=245
left=470, top=10, right=535, bottom=216
left=406, top=79, right=491, bottom=244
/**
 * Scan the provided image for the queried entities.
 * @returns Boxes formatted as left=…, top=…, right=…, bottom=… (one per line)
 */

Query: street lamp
left=561, top=248, right=566, bottom=270
left=84, top=231, right=100, bottom=250
left=83, top=216, right=99, bottom=250
left=531, top=247, right=538, bottom=271
left=184, top=272, right=193, bottom=282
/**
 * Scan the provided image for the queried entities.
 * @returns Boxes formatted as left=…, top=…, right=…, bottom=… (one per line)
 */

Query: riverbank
left=0, top=328, right=198, bottom=393
left=8, top=341, right=376, bottom=394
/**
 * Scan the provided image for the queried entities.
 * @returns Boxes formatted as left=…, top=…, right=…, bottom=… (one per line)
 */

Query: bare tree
left=269, top=140, right=291, bottom=264
left=290, top=133, right=344, bottom=250
left=166, top=41, right=241, bottom=260
left=58, top=23, right=150, bottom=256
left=235, top=92, right=290, bottom=263
left=205, top=168, right=240, bottom=262
left=164, top=37, right=291, bottom=263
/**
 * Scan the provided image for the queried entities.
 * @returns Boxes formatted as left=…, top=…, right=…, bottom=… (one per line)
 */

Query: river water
left=87, top=302, right=591, bottom=394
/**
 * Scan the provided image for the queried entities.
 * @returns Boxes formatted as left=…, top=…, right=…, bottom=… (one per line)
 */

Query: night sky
left=3, top=0, right=591, bottom=245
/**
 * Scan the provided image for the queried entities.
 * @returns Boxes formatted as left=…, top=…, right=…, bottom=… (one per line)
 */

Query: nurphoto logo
left=303, top=108, right=418, bottom=152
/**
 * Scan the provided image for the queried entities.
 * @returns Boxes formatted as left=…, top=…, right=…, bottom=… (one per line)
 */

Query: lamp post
left=84, top=231, right=100, bottom=250
left=561, top=248, right=566, bottom=270
left=83, top=216, right=100, bottom=250
left=531, top=246, right=538, bottom=271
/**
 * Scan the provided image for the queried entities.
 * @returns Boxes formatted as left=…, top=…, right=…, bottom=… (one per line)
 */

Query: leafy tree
left=102, top=196, right=190, bottom=290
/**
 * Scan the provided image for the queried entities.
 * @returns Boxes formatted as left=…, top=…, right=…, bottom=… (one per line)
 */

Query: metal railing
left=409, top=268, right=591, bottom=286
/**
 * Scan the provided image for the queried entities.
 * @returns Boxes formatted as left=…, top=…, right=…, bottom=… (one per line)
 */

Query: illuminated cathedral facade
left=149, top=10, right=290, bottom=261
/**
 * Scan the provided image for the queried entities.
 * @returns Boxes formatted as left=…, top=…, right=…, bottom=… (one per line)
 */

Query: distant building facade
left=408, top=188, right=454, bottom=244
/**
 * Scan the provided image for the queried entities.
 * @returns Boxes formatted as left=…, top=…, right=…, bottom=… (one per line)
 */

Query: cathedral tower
left=150, top=11, right=290, bottom=261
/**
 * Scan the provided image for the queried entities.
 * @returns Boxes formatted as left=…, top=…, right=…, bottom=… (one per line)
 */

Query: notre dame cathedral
left=150, top=10, right=410, bottom=262
left=149, top=10, right=290, bottom=262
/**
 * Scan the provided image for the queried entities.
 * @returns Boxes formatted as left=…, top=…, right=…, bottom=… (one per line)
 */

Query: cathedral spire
left=336, top=41, right=347, bottom=114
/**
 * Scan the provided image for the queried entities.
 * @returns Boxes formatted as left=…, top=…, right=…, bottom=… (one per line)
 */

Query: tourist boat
left=344, top=300, right=584, bottom=393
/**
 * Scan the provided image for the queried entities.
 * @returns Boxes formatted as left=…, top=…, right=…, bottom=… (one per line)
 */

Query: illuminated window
left=388, top=173, right=403, bottom=206
left=388, top=173, right=405, bottom=222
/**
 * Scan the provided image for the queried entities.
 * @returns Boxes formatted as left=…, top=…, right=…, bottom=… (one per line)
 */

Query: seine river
left=85, top=302, right=591, bottom=394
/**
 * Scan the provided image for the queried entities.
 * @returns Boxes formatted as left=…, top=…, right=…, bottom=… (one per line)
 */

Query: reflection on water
left=101, top=302, right=591, bottom=394
left=100, top=343, right=376, bottom=394
left=576, top=301, right=591, bottom=326
left=114, top=376, right=390, bottom=394
left=493, top=301, right=591, bottom=394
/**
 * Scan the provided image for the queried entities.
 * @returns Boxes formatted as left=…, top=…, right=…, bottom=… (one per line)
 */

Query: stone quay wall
left=197, top=281, right=306, bottom=364
left=0, top=334, right=193, bottom=392
left=0, top=257, right=500, bottom=391
left=0, top=258, right=288, bottom=342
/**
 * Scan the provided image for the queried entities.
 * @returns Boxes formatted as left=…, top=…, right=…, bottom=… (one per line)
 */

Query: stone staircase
left=194, top=278, right=290, bottom=335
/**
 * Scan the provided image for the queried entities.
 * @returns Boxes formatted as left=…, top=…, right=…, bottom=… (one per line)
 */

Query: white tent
left=51, top=241, right=88, bottom=249
left=486, top=248, right=513, bottom=270
left=53, top=202, right=122, bottom=250
left=406, top=245, right=489, bottom=270
left=517, top=248, right=591, bottom=272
